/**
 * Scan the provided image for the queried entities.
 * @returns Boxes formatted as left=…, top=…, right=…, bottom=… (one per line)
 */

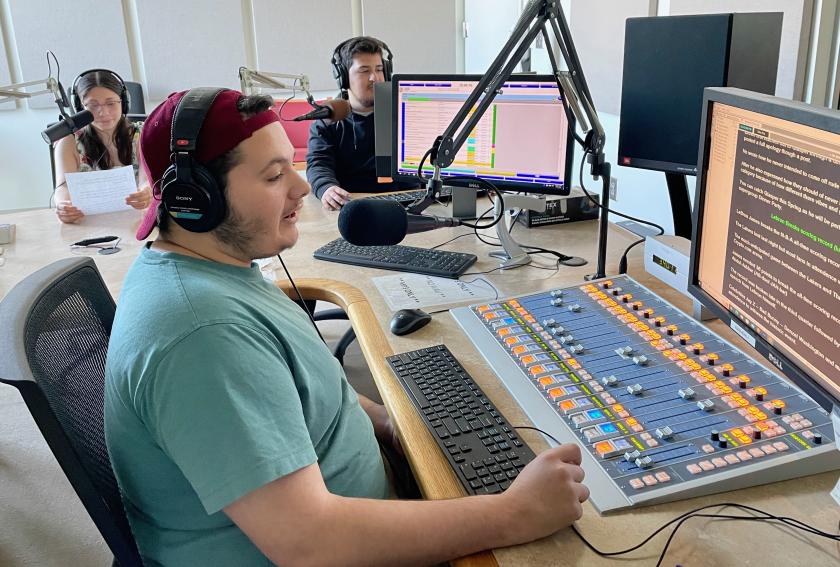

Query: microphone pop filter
left=337, top=199, right=407, bottom=246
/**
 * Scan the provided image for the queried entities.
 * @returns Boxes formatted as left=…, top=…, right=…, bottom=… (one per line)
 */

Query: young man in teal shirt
left=105, top=88, right=589, bottom=566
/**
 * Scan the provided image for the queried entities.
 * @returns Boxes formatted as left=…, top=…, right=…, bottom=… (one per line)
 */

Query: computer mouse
left=389, top=308, right=432, bottom=336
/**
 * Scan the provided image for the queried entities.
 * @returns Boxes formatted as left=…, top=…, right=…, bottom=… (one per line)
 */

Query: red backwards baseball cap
left=136, top=88, right=280, bottom=240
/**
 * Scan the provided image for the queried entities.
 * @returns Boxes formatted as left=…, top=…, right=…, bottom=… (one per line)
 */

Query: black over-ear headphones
left=331, top=37, right=393, bottom=96
left=159, top=88, right=227, bottom=233
left=70, top=68, right=130, bottom=114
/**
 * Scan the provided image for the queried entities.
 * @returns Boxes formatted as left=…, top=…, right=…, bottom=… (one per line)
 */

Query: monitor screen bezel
left=390, top=73, right=576, bottom=196
left=688, top=86, right=840, bottom=410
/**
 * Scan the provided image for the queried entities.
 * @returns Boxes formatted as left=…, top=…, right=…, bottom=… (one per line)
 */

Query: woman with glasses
left=53, top=69, right=151, bottom=224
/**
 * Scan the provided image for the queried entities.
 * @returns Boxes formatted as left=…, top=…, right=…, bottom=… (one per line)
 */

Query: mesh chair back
left=0, top=257, right=142, bottom=566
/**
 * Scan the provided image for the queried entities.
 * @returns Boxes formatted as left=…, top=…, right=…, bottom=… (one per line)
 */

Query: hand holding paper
left=65, top=165, right=137, bottom=216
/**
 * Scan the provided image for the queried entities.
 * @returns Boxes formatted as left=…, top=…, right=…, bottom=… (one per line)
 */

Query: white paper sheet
left=65, top=165, right=136, bottom=215
left=373, top=273, right=500, bottom=311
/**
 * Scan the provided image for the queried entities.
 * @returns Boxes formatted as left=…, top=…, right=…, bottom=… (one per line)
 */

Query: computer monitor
left=617, top=13, right=782, bottom=237
left=689, top=87, right=840, bottom=409
left=391, top=74, right=575, bottom=196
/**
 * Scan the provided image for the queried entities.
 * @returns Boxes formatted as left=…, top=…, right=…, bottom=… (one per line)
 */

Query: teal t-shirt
left=105, top=246, right=388, bottom=566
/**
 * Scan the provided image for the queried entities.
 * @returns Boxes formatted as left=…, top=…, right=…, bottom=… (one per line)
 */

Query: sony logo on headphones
left=175, top=196, right=192, bottom=201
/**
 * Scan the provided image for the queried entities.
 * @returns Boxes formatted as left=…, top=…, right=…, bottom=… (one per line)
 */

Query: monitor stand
left=488, top=194, right=546, bottom=269
left=666, top=172, right=693, bottom=239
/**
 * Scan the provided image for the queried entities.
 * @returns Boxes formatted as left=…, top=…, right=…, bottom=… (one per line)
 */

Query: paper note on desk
left=373, top=273, right=500, bottom=311
left=65, top=166, right=136, bottom=215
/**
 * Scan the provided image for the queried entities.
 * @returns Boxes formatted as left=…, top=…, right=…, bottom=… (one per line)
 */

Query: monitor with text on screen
left=391, top=74, right=575, bottom=195
left=690, top=87, right=840, bottom=408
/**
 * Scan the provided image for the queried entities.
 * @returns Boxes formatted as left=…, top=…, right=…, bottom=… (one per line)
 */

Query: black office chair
left=312, top=307, right=357, bottom=366
left=124, top=82, right=145, bottom=115
left=0, top=257, right=142, bottom=567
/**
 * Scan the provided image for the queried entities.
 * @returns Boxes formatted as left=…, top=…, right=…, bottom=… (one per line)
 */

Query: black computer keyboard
left=362, top=186, right=453, bottom=205
left=387, top=344, right=536, bottom=495
left=313, top=238, right=477, bottom=279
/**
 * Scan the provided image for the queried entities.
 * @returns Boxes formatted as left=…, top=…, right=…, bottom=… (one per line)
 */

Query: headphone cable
left=276, top=254, right=327, bottom=345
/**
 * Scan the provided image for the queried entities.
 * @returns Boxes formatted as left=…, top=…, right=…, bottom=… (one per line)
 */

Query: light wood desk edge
left=276, top=278, right=497, bottom=567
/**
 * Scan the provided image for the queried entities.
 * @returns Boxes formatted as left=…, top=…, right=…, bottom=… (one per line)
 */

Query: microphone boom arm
left=239, top=68, right=313, bottom=103
left=412, top=0, right=611, bottom=279
left=0, top=76, right=61, bottom=106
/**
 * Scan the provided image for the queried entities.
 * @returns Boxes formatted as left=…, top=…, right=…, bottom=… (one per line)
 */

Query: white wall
left=3, top=0, right=839, bottom=229
left=0, top=0, right=463, bottom=213
left=0, top=106, right=57, bottom=212
left=464, top=0, right=522, bottom=74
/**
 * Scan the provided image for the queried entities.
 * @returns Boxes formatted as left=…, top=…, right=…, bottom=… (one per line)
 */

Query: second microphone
left=338, top=199, right=462, bottom=246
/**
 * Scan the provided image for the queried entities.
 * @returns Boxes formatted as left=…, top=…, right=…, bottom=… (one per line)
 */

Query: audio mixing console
left=451, top=275, right=840, bottom=513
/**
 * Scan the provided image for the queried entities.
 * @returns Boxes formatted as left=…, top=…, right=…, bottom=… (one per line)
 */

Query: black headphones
left=159, top=88, right=227, bottom=233
left=70, top=69, right=130, bottom=115
left=331, top=37, right=393, bottom=97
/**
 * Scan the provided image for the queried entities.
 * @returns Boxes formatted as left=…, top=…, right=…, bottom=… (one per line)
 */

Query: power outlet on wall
left=609, top=177, right=618, bottom=201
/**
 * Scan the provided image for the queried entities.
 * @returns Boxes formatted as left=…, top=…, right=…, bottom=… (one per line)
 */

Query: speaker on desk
left=618, top=12, right=783, bottom=176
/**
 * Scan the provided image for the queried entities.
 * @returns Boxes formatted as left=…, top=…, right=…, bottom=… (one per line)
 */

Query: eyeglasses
left=84, top=100, right=121, bottom=113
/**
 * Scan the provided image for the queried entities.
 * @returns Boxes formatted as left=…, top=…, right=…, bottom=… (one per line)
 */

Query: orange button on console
left=547, top=387, right=566, bottom=399
left=594, top=441, right=614, bottom=457
left=559, top=400, right=577, bottom=412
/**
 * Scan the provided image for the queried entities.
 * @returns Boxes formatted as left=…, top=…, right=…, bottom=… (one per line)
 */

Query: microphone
left=338, top=199, right=461, bottom=246
left=41, top=109, right=94, bottom=144
left=292, top=99, right=351, bottom=123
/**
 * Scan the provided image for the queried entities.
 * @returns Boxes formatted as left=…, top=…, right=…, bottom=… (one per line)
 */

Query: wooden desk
left=0, top=207, right=146, bottom=300
left=2, top=198, right=838, bottom=567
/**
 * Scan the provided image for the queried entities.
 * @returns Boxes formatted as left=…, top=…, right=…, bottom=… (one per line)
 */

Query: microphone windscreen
left=41, top=109, right=94, bottom=144
left=337, top=199, right=408, bottom=246
left=325, top=98, right=351, bottom=122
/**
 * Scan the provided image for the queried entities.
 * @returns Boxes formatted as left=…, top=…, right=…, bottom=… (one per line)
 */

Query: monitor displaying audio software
left=690, top=87, right=840, bottom=408
left=391, top=74, right=575, bottom=195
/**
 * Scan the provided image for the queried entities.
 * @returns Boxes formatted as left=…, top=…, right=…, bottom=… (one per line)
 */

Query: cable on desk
left=512, top=425, right=840, bottom=566
left=577, top=149, right=665, bottom=274
left=443, top=175, right=507, bottom=231
left=414, top=151, right=507, bottom=230
left=430, top=232, right=474, bottom=250
left=473, top=225, right=577, bottom=267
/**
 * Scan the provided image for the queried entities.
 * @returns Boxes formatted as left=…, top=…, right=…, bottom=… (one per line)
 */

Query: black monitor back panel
left=374, top=81, right=393, bottom=177
left=617, top=13, right=782, bottom=175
